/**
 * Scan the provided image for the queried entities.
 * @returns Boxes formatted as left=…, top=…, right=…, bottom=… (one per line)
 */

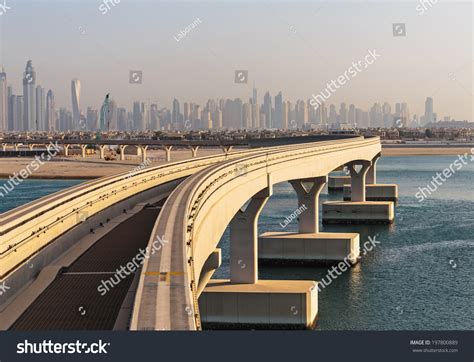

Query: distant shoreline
left=0, top=146, right=472, bottom=180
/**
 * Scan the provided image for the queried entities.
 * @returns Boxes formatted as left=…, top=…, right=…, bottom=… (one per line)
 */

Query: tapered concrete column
left=164, top=146, right=173, bottom=162
left=230, top=188, right=271, bottom=284
left=14, top=143, right=20, bottom=152
left=80, top=144, right=87, bottom=158
left=99, top=145, right=107, bottom=159
left=347, top=161, right=371, bottom=202
left=222, top=145, right=233, bottom=155
left=2, top=143, right=7, bottom=151
left=288, top=176, right=327, bottom=233
left=119, top=145, right=128, bottom=161
left=28, top=144, right=35, bottom=151
left=190, top=146, right=199, bottom=158
left=366, top=153, right=381, bottom=184
left=136, top=145, right=148, bottom=163
left=63, top=144, right=70, bottom=156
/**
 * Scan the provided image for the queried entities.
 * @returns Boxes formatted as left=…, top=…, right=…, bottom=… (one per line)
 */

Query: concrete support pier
left=200, top=187, right=319, bottom=329
left=259, top=232, right=359, bottom=264
left=259, top=176, right=360, bottom=264
left=199, top=279, right=318, bottom=330
left=119, top=145, right=127, bottom=161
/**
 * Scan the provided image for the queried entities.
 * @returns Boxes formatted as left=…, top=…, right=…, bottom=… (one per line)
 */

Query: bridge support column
left=99, top=145, right=107, bottom=159
left=366, top=153, right=380, bottom=184
left=63, top=144, right=70, bottom=156
left=2, top=143, right=7, bottom=152
left=230, top=188, right=270, bottom=284
left=14, top=143, right=20, bottom=152
left=259, top=176, right=360, bottom=264
left=28, top=144, right=35, bottom=151
left=119, top=145, right=127, bottom=161
left=322, top=160, right=395, bottom=224
left=190, top=146, right=199, bottom=158
left=164, top=146, right=173, bottom=162
left=289, top=176, right=327, bottom=233
left=342, top=154, right=398, bottom=202
left=347, top=160, right=371, bottom=202
left=80, top=144, right=87, bottom=158
left=138, top=146, right=148, bottom=163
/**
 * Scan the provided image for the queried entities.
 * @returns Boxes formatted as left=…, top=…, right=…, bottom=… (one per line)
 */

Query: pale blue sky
left=0, top=0, right=472, bottom=120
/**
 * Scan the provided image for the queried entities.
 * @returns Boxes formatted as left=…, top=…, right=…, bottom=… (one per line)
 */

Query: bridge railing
left=0, top=147, right=289, bottom=279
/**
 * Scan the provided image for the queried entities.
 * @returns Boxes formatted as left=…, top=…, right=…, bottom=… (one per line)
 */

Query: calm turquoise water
left=1, top=156, right=473, bottom=330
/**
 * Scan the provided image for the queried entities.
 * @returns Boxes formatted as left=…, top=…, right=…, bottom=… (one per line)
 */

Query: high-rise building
left=369, top=103, right=383, bottom=127
left=23, top=60, right=36, bottom=131
left=11, top=95, right=24, bottom=131
left=252, top=83, right=257, bottom=105
left=71, top=79, right=81, bottom=129
left=339, top=103, right=347, bottom=124
left=348, top=104, right=356, bottom=125
left=274, top=92, right=283, bottom=129
left=424, top=97, right=434, bottom=125
left=46, top=90, right=56, bottom=131
left=295, top=100, right=308, bottom=128
left=251, top=103, right=259, bottom=129
left=86, top=107, right=98, bottom=130
left=329, top=104, right=337, bottom=124
left=0, top=67, right=7, bottom=131
left=242, top=102, right=251, bottom=129
left=172, top=98, right=181, bottom=130
left=382, top=102, right=392, bottom=127
left=35, top=86, right=45, bottom=130
left=263, top=92, right=272, bottom=128
left=282, top=101, right=289, bottom=129
left=7, top=85, right=13, bottom=130
left=116, top=107, right=127, bottom=130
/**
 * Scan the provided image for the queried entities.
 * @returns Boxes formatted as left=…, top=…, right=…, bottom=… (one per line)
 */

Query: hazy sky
left=0, top=0, right=472, bottom=120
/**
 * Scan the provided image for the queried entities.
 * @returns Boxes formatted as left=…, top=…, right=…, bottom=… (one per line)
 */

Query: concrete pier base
left=343, top=184, right=398, bottom=202
left=258, top=232, right=360, bottom=264
left=328, top=176, right=350, bottom=191
left=322, top=201, right=394, bottom=224
left=199, top=279, right=318, bottom=330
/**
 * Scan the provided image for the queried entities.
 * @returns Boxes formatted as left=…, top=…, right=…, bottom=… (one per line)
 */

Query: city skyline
left=0, top=59, right=468, bottom=132
left=0, top=1, right=471, bottom=121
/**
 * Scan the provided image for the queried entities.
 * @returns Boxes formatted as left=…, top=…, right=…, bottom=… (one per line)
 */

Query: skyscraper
left=274, top=92, right=283, bottom=129
left=263, top=92, right=272, bottom=128
left=71, top=79, right=81, bottom=129
left=348, top=104, right=356, bottom=125
left=424, top=97, right=434, bottom=125
left=46, top=90, right=56, bottom=131
left=252, top=83, right=257, bottom=105
left=36, top=86, right=45, bottom=130
left=0, top=67, right=7, bottom=131
left=23, top=60, right=36, bottom=131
